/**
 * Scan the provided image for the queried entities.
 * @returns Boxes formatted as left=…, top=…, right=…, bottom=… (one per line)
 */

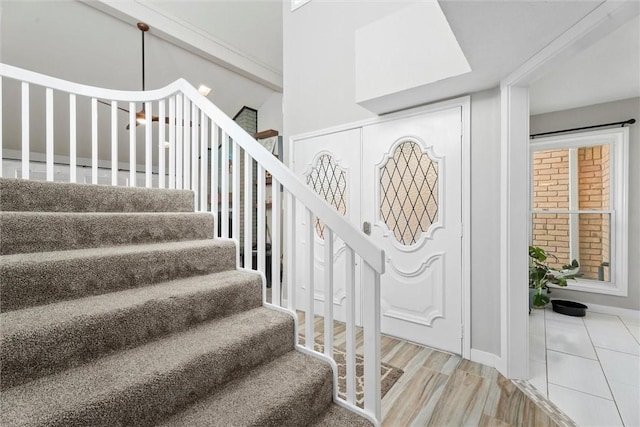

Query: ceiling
left=144, top=0, right=282, bottom=75
left=1, top=0, right=638, bottom=125
left=358, top=0, right=612, bottom=113
left=529, top=14, right=640, bottom=115
left=0, top=0, right=282, bottom=118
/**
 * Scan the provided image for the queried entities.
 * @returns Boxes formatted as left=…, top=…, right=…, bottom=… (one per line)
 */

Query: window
left=530, top=128, right=629, bottom=296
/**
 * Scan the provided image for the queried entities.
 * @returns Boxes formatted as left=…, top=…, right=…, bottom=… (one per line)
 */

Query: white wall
left=283, top=1, right=504, bottom=356
left=530, top=97, right=640, bottom=310
left=283, top=1, right=404, bottom=138
left=470, top=88, right=502, bottom=354
left=258, top=92, right=283, bottom=134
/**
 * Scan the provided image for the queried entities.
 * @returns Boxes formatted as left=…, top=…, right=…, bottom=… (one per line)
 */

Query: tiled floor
left=529, top=306, right=640, bottom=426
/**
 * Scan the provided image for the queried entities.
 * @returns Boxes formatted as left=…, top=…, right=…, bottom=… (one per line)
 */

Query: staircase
left=0, top=178, right=371, bottom=427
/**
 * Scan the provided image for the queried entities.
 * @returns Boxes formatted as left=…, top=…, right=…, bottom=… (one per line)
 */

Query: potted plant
left=529, top=246, right=580, bottom=309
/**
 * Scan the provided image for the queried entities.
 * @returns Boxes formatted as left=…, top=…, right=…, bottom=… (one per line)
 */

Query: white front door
left=361, top=107, right=463, bottom=354
left=292, top=106, right=464, bottom=354
left=293, top=128, right=362, bottom=324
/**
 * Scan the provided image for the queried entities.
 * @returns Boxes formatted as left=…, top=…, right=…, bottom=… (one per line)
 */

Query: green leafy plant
left=529, top=246, right=580, bottom=308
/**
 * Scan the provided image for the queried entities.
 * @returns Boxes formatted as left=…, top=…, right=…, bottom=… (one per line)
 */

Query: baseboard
left=581, top=302, right=640, bottom=320
left=470, top=348, right=501, bottom=369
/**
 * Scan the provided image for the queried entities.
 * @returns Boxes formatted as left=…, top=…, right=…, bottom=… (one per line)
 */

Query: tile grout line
left=547, top=381, right=614, bottom=401
left=620, top=321, right=640, bottom=346
left=583, top=313, right=626, bottom=425
left=546, top=347, right=598, bottom=361
left=543, top=307, right=550, bottom=398
left=593, top=344, right=640, bottom=358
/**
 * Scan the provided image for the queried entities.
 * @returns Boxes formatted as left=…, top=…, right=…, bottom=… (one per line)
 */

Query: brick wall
left=578, top=145, right=610, bottom=280
left=532, top=149, right=570, bottom=269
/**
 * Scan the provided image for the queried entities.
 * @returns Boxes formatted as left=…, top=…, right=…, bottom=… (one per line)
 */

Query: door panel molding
left=382, top=253, right=445, bottom=327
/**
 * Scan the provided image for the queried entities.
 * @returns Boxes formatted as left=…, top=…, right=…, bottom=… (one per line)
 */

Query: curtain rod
left=530, top=118, right=636, bottom=139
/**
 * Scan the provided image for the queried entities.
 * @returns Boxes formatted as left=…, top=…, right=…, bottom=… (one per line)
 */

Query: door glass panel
left=380, top=141, right=438, bottom=245
left=306, top=153, right=347, bottom=239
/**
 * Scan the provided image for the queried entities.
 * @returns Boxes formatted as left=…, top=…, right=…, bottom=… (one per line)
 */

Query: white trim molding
left=499, top=84, right=530, bottom=380
left=583, top=303, right=640, bottom=321
left=470, top=348, right=503, bottom=370
left=291, top=0, right=312, bottom=12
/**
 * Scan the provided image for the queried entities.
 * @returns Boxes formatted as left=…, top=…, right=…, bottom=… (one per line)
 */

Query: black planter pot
left=551, top=300, right=588, bottom=317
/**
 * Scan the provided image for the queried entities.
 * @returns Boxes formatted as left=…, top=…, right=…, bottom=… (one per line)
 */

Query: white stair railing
left=0, top=63, right=385, bottom=425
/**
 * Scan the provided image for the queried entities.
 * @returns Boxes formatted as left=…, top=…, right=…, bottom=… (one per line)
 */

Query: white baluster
left=191, top=106, right=199, bottom=205
left=345, top=246, right=356, bottom=404
left=244, top=151, right=253, bottom=269
left=91, top=98, right=98, bottom=184
left=306, top=207, right=315, bottom=351
left=221, top=132, right=229, bottom=238
left=169, top=96, right=176, bottom=189
left=211, top=124, right=219, bottom=236
left=271, top=177, right=281, bottom=306
left=192, top=103, right=199, bottom=204
left=200, top=111, right=208, bottom=212
left=363, top=262, right=381, bottom=422
left=183, top=98, right=191, bottom=190
left=158, top=100, right=165, bottom=189
left=257, top=164, right=266, bottom=302
left=21, top=82, right=29, bottom=179
left=287, top=192, right=297, bottom=313
left=69, top=94, right=77, bottom=183
left=176, top=95, right=183, bottom=189
left=110, top=101, right=117, bottom=186
left=129, top=102, right=136, bottom=186
left=0, top=77, right=3, bottom=178
left=145, top=101, right=152, bottom=188
left=324, top=227, right=334, bottom=359
left=45, top=88, right=54, bottom=181
left=232, top=141, right=241, bottom=266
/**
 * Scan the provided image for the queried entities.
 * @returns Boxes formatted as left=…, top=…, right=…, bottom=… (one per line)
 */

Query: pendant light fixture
left=126, top=22, right=162, bottom=129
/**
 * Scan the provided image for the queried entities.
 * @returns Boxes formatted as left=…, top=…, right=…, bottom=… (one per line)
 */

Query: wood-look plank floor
left=296, top=312, right=565, bottom=427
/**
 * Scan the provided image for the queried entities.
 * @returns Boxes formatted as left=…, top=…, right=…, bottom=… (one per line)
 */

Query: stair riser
left=1, top=212, right=214, bottom=255
left=1, top=276, right=262, bottom=390
left=253, top=369, right=334, bottom=427
left=161, top=351, right=335, bottom=427
left=0, top=178, right=194, bottom=213
left=16, top=320, right=295, bottom=427
left=0, top=243, right=236, bottom=312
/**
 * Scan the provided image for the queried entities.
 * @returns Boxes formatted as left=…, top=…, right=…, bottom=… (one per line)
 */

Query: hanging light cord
left=141, top=25, right=145, bottom=91
left=137, top=22, right=149, bottom=92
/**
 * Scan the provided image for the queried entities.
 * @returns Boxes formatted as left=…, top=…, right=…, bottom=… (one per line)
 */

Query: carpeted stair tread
left=0, top=211, right=214, bottom=255
left=0, top=178, right=194, bottom=212
left=0, top=307, right=294, bottom=427
left=311, top=403, right=374, bottom=426
left=1, top=270, right=262, bottom=389
left=0, top=239, right=236, bottom=312
left=160, top=350, right=333, bottom=427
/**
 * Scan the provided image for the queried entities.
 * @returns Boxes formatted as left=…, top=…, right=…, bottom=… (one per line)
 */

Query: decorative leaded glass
left=306, top=154, right=347, bottom=239
left=380, top=141, right=438, bottom=245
